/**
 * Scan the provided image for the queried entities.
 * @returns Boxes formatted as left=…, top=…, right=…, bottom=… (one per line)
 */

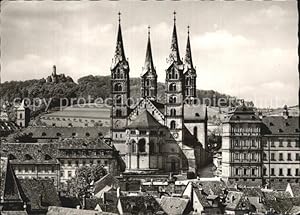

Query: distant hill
left=0, top=75, right=250, bottom=118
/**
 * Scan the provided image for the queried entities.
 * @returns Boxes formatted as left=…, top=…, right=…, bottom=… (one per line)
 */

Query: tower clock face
left=173, top=132, right=178, bottom=138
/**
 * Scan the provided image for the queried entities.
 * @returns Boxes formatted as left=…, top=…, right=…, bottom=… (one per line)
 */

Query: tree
left=67, top=164, right=107, bottom=198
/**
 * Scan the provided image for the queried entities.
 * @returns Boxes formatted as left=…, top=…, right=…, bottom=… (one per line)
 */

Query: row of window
left=233, top=139, right=259, bottom=148
left=235, top=168, right=258, bottom=176
left=264, top=139, right=300, bottom=148
left=263, top=152, right=300, bottom=161
left=61, top=159, right=109, bottom=167
left=63, top=150, right=108, bottom=157
left=14, top=166, right=56, bottom=173
left=233, top=153, right=258, bottom=161
left=41, top=132, right=103, bottom=137
left=264, top=168, right=300, bottom=176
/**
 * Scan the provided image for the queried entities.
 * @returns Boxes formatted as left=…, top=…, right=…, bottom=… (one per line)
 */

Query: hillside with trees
left=0, top=75, right=247, bottom=118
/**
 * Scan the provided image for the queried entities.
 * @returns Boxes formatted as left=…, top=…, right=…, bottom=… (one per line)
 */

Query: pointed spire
left=168, top=11, right=181, bottom=64
left=184, top=25, right=193, bottom=69
left=112, top=12, right=126, bottom=68
left=143, top=26, right=155, bottom=75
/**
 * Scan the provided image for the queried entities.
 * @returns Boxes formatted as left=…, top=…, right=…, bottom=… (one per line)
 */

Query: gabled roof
left=0, top=157, right=26, bottom=204
left=159, top=196, right=190, bottom=215
left=47, top=206, right=115, bottom=215
left=119, top=196, right=164, bottom=214
left=128, top=110, right=163, bottom=129
left=225, top=191, right=253, bottom=211
left=93, top=173, right=119, bottom=195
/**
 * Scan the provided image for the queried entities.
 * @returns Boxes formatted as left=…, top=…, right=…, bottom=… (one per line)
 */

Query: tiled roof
left=42, top=103, right=111, bottom=119
left=58, top=138, right=113, bottom=150
left=150, top=100, right=165, bottom=113
left=288, top=183, right=300, bottom=197
left=263, top=197, right=300, bottom=214
left=93, top=173, right=119, bottom=195
left=262, top=116, right=299, bottom=135
left=196, top=181, right=227, bottom=196
left=183, top=104, right=206, bottom=121
left=159, top=196, right=190, bottom=215
left=0, top=120, right=19, bottom=133
left=46, top=206, right=115, bottom=215
left=119, top=195, right=164, bottom=214
left=263, top=190, right=292, bottom=201
left=225, top=191, right=253, bottom=211
left=22, top=126, right=111, bottom=139
left=19, top=178, right=61, bottom=210
left=0, top=212, right=28, bottom=215
left=194, top=188, right=211, bottom=208
left=0, top=157, right=26, bottom=203
left=127, top=110, right=163, bottom=129
left=1, top=142, right=59, bottom=163
left=223, top=105, right=260, bottom=122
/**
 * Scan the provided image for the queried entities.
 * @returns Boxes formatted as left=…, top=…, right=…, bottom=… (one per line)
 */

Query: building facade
left=110, top=14, right=209, bottom=175
left=221, top=105, right=300, bottom=185
left=261, top=106, right=300, bottom=184
left=221, top=104, right=263, bottom=184
left=1, top=138, right=120, bottom=189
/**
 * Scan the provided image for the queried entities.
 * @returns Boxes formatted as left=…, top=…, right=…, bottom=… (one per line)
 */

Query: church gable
left=127, top=98, right=165, bottom=126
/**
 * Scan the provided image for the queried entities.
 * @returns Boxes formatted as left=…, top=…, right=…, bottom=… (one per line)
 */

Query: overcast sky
left=0, top=0, right=298, bottom=108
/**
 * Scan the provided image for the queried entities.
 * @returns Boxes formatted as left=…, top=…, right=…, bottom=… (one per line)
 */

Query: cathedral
left=110, top=13, right=209, bottom=175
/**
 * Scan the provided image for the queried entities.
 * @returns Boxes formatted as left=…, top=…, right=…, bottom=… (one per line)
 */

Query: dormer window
left=270, top=122, right=274, bottom=126
left=24, top=154, right=33, bottom=160
left=278, top=129, right=283, bottom=133
left=286, top=122, right=290, bottom=126
left=195, top=113, right=200, bottom=117
left=56, top=133, right=62, bottom=137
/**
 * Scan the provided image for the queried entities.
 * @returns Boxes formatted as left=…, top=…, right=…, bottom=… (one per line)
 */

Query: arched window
left=186, top=77, right=191, bottom=86
left=149, top=141, right=155, bottom=154
left=45, top=154, right=52, bottom=160
left=19, top=113, right=23, bottom=119
left=86, top=132, right=90, bottom=137
left=131, top=140, right=137, bottom=153
left=193, top=126, right=198, bottom=137
left=116, top=95, right=122, bottom=105
left=169, top=96, right=177, bottom=104
left=114, top=83, right=122, bottom=92
left=56, top=133, right=61, bottom=137
left=170, top=121, right=176, bottom=129
left=25, top=154, right=33, bottom=160
left=170, top=109, right=176, bottom=116
left=8, top=154, right=16, bottom=160
left=145, top=79, right=150, bottom=86
left=169, top=83, right=176, bottom=92
left=42, top=132, right=47, bottom=137
left=116, top=109, right=122, bottom=117
left=138, top=139, right=146, bottom=153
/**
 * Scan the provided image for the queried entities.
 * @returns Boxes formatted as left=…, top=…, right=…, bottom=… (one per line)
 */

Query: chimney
left=283, top=105, right=289, bottom=119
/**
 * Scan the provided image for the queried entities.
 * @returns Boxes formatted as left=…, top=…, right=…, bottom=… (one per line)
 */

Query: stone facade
left=110, top=15, right=209, bottom=175
left=221, top=104, right=300, bottom=185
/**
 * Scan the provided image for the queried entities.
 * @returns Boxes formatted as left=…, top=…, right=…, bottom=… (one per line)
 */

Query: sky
left=0, top=0, right=298, bottom=108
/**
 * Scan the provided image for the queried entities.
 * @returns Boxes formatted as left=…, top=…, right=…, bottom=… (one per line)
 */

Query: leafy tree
left=67, top=164, right=107, bottom=198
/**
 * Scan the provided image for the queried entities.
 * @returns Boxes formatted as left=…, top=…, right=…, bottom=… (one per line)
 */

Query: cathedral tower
left=111, top=13, right=130, bottom=158
left=141, top=26, right=157, bottom=101
left=183, top=26, right=197, bottom=104
left=165, top=12, right=185, bottom=169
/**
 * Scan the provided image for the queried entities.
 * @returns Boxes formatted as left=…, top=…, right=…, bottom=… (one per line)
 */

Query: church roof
left=111, top=14, right=128, bottom=70
left=184, top=27, right=195, bottom=73
left=141, top=27, right=156, bottom=77
left=128, top=110, right=163, bottom=129
left=167, top=12, right=182, bottom=65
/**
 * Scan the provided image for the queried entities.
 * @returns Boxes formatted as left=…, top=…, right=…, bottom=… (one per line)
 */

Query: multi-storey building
left=1, top=138, right=120, bottom=189
left=261, top=106, right=300, bottom=184
left=110, top=13, right=209, bottom=175
left=222, top=104, right=263, bottom=184
left=221, top=104, right=300, bottom=185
